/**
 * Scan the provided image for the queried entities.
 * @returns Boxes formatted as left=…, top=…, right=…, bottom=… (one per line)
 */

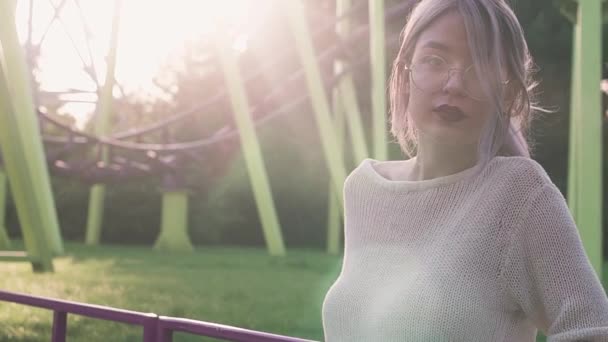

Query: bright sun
left=14, top=0, right=273, bottom=128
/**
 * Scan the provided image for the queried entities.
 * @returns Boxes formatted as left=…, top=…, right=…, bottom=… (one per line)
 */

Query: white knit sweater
left=322, top=156, right=608, bottom=341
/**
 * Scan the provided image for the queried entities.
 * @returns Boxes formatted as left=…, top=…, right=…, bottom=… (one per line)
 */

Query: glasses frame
left=402, top=55, right=509, bottom=102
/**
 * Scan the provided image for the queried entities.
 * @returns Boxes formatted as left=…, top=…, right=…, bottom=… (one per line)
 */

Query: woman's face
left=407, top=10, right=495, bottom=148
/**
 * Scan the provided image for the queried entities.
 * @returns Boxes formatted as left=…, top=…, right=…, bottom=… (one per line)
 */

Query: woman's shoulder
left=343, top=158, right=376, bottom=188
left=487, top=156, right=553, bottom=188
left=344, top=156, right=559, bottom=198
left=483, top=156, right=564, bottom=208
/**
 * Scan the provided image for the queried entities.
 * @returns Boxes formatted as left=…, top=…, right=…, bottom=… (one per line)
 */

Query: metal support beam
left=0, top=0, right=64, bottom=271
left=215, top=34, right=286, bottom=256
left=0, top=51, right=54, bottom=272
left=85, top=0, right=122, bottom=245
left=0, top=171, right=10, bottom=249
left=155, top=190, right=193, bottom=252
left=370, top=0, right=388, bottom=161
left=564, top=0, right=603, bottom=276
left=284, top=0, right=348, bottom=212
left=327, top=0, right=370, bottom=255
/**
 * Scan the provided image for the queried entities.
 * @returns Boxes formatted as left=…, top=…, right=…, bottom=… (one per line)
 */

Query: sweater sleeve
left=502, top=184, right=608, bottom=341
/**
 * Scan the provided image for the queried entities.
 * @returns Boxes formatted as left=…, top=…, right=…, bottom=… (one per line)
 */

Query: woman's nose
left=442, top=69, right=467, bottom=97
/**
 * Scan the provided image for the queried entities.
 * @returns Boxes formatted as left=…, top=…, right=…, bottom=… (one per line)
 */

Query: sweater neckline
left=363, top=157, right=488, bottom=191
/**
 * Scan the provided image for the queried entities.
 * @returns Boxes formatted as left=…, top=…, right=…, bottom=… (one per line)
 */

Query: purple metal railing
left=0, top=290, right=317, bottom=342
left=156, top=316, right=314, bottom=342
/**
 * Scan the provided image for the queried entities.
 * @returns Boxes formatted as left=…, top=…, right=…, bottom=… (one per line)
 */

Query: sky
left=14, top=0, right=274, bottom=128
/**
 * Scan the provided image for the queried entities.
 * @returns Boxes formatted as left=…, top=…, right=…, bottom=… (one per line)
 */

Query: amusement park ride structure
left=0, top=0, right=603, bottom=279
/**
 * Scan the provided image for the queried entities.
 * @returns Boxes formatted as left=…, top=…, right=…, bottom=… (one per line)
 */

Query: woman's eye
left=420, top=56, right=445, bottom=67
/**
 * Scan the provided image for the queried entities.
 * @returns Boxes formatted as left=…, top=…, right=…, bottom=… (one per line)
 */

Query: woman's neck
left=411, top=138, right=478, bottom=181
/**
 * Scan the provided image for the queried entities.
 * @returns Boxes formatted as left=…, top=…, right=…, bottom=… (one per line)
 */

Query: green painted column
left=326, top=86, right=344, bottom=254
left=567, top=0, right=603, bottom=276
left=327, top=0, right=370, bottom=255
left=566, top=3, right=580, bottom=227
left=215, top=36, right=286, bottom=256
left=0, top=53, right=54, bottom=272
left=327, top=191, right=342, bottom=255
left=558, top=0, right=604, bottom=276
left=369, top=0, right=388, bottom=161
left=0, top=171, right=10, bottom=249
left=335, top=0, right=368, bottom=164
left=327, top=30, right=346, bottom=255
left=0, top=0, right=63, bottom=260
left=339, top=79, right=369, bottom=162
left=85, top=185, right=105, bottom=244
left=85, top=0, right=122, bottom=245
left=284, top=1, right=348, bottom=208
left=155, top=190, right=193, bottom=252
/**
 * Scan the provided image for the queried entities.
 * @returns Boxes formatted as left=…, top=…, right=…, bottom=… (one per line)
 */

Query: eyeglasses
left=404, top=55, right=498, bottom=101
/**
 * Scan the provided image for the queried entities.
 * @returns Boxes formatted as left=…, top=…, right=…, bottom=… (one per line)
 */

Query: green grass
left=0, top=242, right=606, bottom=342
left=0, top=242, right=343, bottom=342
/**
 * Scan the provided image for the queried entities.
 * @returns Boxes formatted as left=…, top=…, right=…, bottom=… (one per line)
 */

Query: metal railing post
left=51, top=311, right=67, bottom=342
left=142, top=315, right=158, bottom=342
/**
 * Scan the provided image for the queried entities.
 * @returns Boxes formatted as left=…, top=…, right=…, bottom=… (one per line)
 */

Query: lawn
left=0, top=242, right=606, bottom=341
left=0, top=242, right=342, bottom=342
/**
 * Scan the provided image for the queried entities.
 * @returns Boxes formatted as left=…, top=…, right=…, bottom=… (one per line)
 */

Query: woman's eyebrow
left=420, top=40, right=451, bottom=52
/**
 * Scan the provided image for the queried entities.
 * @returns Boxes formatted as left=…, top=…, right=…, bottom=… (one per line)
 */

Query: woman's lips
left=433, top=104, right=466, bottom=123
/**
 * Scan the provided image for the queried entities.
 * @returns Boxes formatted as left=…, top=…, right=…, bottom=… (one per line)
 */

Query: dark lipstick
left=433, top=104, right=466, bottom=123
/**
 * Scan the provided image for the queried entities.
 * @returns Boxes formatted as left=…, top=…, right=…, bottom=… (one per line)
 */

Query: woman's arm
left=501, top=184, right=608, bottom=341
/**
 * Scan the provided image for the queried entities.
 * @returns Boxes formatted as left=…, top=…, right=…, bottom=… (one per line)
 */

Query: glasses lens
left=410, top=56, right=488, bottom=100
left=411, top=56, right=448, bottom=93
left=463, top=66, right=485, bottom=100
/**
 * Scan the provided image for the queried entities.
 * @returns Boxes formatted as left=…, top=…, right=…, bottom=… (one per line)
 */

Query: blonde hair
left=388, top=0, right=542, bottom=162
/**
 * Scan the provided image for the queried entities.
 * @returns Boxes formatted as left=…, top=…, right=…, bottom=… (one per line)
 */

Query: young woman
left=322, top=0, right=608, bottom=341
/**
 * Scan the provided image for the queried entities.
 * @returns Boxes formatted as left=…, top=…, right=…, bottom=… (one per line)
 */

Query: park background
left=0, top=0, right=607, bottom=341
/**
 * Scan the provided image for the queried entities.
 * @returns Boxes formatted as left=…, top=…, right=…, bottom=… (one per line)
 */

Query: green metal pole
left=327, top=83, right=344, bottom=254
left=0, top=0, right=63, bottom=257
left=569, top=0, right=603, bottom=276
left=284, top=0, right=348, bottom=208
left=326, top=86, right=344, bottom=254
left=0, top=171, right=10, bottom=249
left=567, top=4, right=580, bottom=225
left=155, top=190, right=193, bottom=252
left=327, top=19, right=346, bottom=255
left=215, top=37, right=286, bottom=256
left=0, top=55, right=54, bottom=272
left=339, top=80, right=369, bottom=162
left=85, top=0, right=122, bottom=245
left=327, top=0, right=369, bottom=255
left=327, top=191, right=341, bottom=255
left=336, top=0, right=368, bottom=164
left=369, top=0, right=388, bottom=161
left=85, top=185, right=105, bottom=244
